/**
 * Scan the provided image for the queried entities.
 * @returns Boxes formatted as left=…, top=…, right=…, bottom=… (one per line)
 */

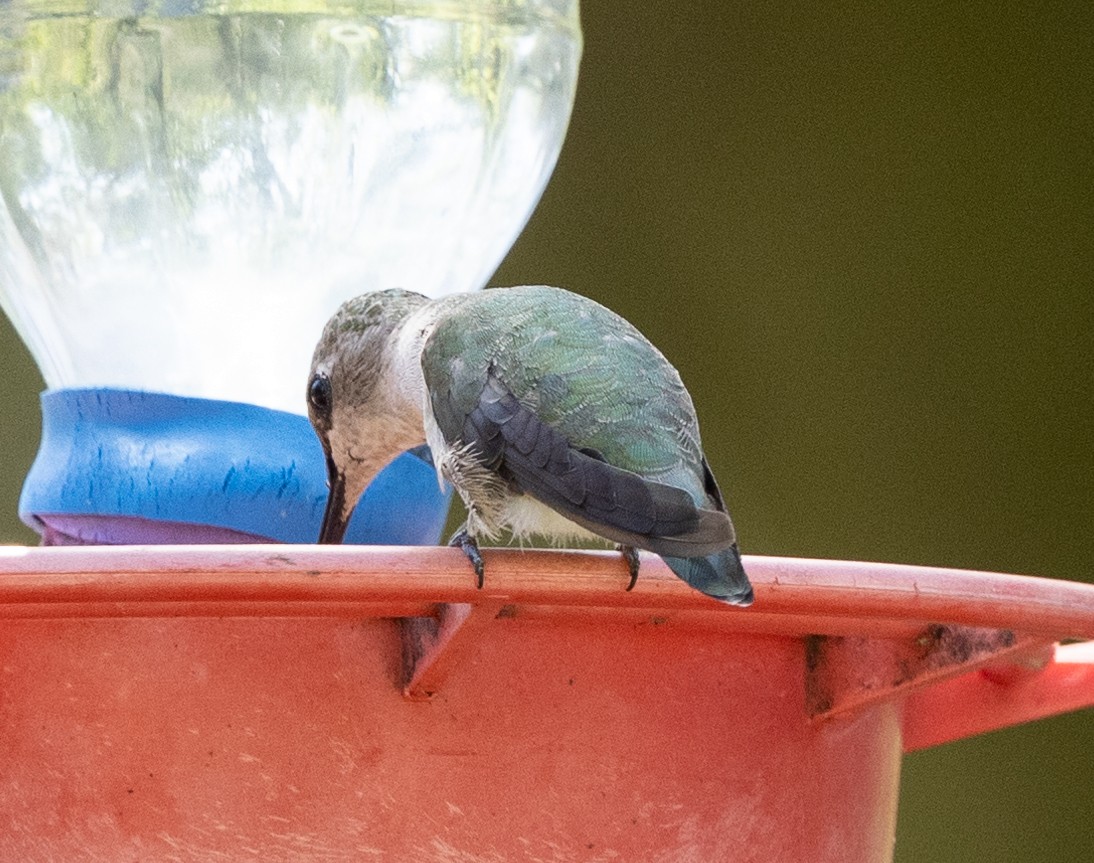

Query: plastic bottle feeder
left=2, top=391, right=1092, bottom=861
left=1, top=5, right=1090, bottom=860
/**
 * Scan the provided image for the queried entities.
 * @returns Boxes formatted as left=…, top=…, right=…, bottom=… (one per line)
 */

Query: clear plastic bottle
left=0, top=1, right=582, bottom=413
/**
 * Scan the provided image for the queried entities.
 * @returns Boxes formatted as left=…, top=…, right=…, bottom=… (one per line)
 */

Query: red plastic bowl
left=0, top=547, right=1090, bottom=862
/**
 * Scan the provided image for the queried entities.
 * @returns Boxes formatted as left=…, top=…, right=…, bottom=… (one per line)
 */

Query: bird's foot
left=619, top=544, right=641, bottom=591
left=448, top=528, right=485, bottom=589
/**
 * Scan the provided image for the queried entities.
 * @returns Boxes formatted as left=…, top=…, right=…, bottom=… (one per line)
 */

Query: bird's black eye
left=308, top=373, right=333, bottom=415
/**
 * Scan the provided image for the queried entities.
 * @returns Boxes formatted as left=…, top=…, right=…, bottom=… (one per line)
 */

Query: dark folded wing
left=435, top=371, right=735, bottom=556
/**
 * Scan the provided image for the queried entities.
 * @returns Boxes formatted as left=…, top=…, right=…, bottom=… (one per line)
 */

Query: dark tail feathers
left=661, top=543, right=753, bottom=606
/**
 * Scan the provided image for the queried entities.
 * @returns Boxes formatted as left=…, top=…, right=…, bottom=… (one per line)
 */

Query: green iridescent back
left=422, top=286, right=710, bottom=505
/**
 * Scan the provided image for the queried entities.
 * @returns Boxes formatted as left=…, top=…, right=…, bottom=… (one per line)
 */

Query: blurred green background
left=0, top=2, right=1090, bottom=860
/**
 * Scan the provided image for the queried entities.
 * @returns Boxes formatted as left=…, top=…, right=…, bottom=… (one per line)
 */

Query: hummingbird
left=306, top=286, right=753, bottom=606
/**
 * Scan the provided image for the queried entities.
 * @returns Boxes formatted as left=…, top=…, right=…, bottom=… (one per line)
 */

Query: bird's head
left=307, top=289, right=431, bottom=543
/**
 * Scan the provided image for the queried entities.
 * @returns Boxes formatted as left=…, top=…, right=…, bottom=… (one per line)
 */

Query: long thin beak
left=318, top=458, right=352, bottom=544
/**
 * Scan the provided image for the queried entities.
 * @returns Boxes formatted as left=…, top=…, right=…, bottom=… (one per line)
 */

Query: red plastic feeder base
left=0, top=548, right=1091, bottom=862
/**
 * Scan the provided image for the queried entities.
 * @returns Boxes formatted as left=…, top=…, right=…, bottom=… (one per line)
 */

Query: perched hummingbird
left=307, top=286, right=753, bottom=606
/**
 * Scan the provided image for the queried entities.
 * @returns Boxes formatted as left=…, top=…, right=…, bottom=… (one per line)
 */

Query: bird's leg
left=448, top=527, right=485, bottom=589
left=618, top=544, right=641, bottom=591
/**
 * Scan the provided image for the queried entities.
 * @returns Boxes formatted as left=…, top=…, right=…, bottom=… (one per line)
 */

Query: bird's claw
left=619, top=545, right=640, bottom=591
left=449, top=528, right=485, bottom=589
